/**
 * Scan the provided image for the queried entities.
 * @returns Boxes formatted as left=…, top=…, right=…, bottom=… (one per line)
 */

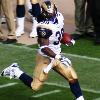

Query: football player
left=15, top=0, right=41, bottom=37
left=1, top=0, right=84, bottom=100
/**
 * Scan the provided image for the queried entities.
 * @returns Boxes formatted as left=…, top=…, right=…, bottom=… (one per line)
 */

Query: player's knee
left=67, top=67, right=78, bottom=81
left=31, top=84, right=42, bottom=91
left=52, top=59, right=61, bottom=67
left=31, top=80, right=43, bottom=91
left=53, top=58, right=72, bottom=68
left=39, top=72, right=48, bottom=82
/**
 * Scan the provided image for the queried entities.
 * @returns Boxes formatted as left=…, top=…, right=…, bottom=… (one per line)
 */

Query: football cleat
left=0, top=63, right=19, bottom=79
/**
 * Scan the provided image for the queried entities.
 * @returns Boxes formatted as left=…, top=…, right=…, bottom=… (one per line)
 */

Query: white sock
left=76, top=96, right=84, bottom=100
left=32, top=17, right=38, bottom=28
left=30, top=17, right=38, bottom=36
left=16, top=17, right=25, bottom=30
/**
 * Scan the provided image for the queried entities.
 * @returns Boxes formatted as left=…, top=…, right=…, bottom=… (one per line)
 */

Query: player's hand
left=60, top=32, right=75, bottom=46
left=60, top=56, right=72, bottom=67
left=66, top=39, right=75, bottom=46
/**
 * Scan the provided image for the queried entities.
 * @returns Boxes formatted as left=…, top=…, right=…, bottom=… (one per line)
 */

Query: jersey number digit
left=53, top=28, right=64, bottom=45
left=53, top=31, right=61, bottom=45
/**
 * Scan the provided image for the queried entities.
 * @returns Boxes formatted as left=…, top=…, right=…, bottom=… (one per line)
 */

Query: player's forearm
left=41, top=47, right=56, bottom=58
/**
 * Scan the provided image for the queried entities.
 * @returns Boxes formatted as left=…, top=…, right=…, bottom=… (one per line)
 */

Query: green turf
left=0, top=39, right=100, bottom=100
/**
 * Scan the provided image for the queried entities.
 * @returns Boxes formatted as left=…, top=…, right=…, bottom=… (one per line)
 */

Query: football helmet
left=41, top=0, right=57, bottom=19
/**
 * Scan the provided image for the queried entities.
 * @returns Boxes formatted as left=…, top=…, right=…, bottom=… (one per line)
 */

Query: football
left=60, top=32, right=72, bottom=44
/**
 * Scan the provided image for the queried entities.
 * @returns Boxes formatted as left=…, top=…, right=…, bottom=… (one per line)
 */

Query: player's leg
left=18, top=53, right=50, bottom=91
left=52, top=58, right=84, bottom=100
left=29, top=0, right=41, bottom=38
left=0, top=53, right=50, bottom=91
left=31, top=0, right=41, bottom=17
left=26, top=0, right=32, bottom=11
left=19, top=53, right=50, bottom=91
left=16, top=0, right=26, bottom=37
left=31, top=53, right=50, bottom=91
left=25, top=0, right=32, bottom=22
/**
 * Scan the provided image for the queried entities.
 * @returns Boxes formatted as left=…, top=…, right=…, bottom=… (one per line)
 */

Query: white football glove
left=43, top=59, right=54, bottom=74
left=66, top=39, right=75, bottom=46
left=60, top=56, right=72, bottom=67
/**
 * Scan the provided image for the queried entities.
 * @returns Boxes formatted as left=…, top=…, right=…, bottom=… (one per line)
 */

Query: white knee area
left=76, top=96, right=84, bottom=100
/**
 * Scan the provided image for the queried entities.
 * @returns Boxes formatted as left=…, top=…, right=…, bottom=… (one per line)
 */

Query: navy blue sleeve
left=37, top=27, right=52, bottom=39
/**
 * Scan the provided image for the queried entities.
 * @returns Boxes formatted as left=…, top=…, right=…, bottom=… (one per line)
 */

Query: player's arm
left=37, top=27, right=59, bottom=58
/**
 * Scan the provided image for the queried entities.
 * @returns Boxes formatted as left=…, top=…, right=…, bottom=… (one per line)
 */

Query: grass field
left=0, top=38, right=100, bottom=100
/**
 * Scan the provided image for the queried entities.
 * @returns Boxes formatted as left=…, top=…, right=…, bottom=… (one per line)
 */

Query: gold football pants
left=31, top=53, right=78, bottom=91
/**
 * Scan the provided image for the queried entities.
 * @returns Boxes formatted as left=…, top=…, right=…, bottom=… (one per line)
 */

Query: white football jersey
left=38, top=12, right=64, bottom=56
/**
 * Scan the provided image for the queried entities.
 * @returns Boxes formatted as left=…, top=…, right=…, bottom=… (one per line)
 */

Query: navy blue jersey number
left=53, top=28, right=64, bottom=45
left=53, top=31, right=61, bottom=45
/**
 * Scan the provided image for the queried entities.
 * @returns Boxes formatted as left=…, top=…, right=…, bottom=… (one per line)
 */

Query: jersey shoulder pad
left=37, top=27, right=52, bottom=39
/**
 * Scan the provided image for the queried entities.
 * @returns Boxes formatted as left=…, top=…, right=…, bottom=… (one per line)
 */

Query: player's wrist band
left=55, top=54, right=61, bottom=59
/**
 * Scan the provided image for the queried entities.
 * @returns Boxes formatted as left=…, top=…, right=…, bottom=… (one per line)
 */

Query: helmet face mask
left=41, top=1, right=57, bottom=19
